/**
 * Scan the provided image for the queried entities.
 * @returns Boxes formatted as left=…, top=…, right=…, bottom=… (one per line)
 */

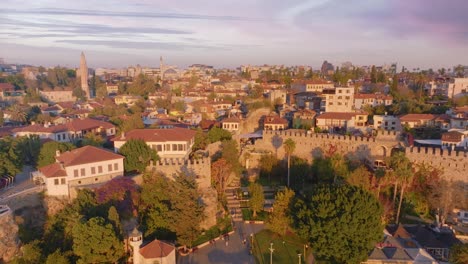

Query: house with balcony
left=221, top=116, right=241, bottom=133
left=33, top=146, right=124, bottom=197
left=112, top=128, right=196, bottom=159
left=316, top=112, right=368, bottom=132
left=263, top=114, right=289, bottom=131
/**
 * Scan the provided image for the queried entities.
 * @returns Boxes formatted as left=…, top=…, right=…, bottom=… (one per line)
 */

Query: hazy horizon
left=1, top=0, right=467, bottom=69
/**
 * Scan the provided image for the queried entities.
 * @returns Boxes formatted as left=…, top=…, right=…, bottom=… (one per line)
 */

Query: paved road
left=0, top=166, right=37, bottom=201
left=178, top=188, right=265, bottom=264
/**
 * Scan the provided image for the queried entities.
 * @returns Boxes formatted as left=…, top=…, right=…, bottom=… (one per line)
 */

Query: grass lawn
left=252, top=229, right=310, bottom=264
left=241, top=208, right=268, bottom=221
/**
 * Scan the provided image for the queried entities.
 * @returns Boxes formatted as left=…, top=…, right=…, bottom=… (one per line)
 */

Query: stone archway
left=377, top=145, right=388, bottom=157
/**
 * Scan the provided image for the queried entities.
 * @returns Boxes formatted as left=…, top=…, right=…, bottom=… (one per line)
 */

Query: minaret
left=129, top=228, right=143, bottom=264
left=160, top=56, right=164, bottom=81
left=80, top=52, right=90, bottom=99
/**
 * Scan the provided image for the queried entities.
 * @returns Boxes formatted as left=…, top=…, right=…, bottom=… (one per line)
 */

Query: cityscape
left=0, top=1, right=468, bottom=264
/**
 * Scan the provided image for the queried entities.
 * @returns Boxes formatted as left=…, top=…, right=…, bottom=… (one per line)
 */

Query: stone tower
left=129, top=227, right=143, bottom=264
left=160, top=56, right=164, bottom=81
left=80, top=52, right=90, bottom=99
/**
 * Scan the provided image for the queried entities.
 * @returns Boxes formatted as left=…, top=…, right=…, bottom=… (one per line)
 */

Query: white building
left=129, top=228, right=176, bottom=264
left=316, top=112, right=368, bottom=132
left=373, top=115, right=401, bottom=131
left=112, top=128, right=196, bottom=158
left=222, top=117, right=241, bottom=132
left=12, top=118, right=116, bottom=142
left=33, top=146, right=124, bottom=197
left=354, top=93, right=393, bottom=110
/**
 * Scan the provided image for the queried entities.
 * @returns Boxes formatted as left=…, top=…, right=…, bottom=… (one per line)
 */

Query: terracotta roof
left=39, top=163, right=67, bottom=178
left=12, top=124, right=68, bottom=134
left=56, top=146, right=123, bottom=167
left=0, top=83, right=15, bottom=91
left=113, top=128, right=196, bottom=143
left=399, top=114, right=436, bottom=122
left=316, top=112, right=358, bottom=120
left=354, top=93, right=393, bottom=100
left=264, top=115, right=288, bottom=125
left=222, top=117, right=241, bottom=123
left=139, top=240, right=175, bottom=259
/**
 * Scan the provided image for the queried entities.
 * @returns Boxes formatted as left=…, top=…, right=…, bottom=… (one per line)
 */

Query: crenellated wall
left=254, top=130, right=468, bottom=183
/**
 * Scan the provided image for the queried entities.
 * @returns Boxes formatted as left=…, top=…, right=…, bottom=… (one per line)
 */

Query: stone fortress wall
left=254, top=129, right=468, bottom=183
left=146, top=157, right=217, bottom=229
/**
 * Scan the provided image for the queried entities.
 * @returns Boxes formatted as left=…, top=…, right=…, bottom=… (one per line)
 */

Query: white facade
left=373, top=115, right=401, bottom=131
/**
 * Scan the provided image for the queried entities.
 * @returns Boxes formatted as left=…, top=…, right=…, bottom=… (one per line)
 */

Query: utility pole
left=269, top=242, right=274, bottom=264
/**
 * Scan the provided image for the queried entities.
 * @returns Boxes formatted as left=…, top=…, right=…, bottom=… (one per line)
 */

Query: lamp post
left=304, top=244, right=308, bottom=259
left=269, top=242, right=274, bottom=264
left=297, top=253, right=302, bottom=264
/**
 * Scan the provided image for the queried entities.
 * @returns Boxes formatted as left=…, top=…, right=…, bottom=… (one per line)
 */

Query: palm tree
left=388, top=152, right=413, bottom=223
left=454, top=64, right=465, bottom=78
left=283, top=138, right=296, bottom=187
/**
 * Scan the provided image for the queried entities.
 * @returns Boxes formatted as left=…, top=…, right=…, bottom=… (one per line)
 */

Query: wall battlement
left=256, top=129, right=468, bottom=182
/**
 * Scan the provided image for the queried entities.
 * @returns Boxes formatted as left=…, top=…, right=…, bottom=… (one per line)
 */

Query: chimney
left=55, top=150, right=60, bottom=158
left=121, top=132, right=126, bottom=139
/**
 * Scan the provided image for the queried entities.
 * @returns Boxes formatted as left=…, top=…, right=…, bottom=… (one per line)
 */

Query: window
left=57, top=134, right=61, bottom=140
left=108, top=164, right=113, bottom=171
left=80, top=168, right=85, bottom=176
left=61, top=178, right=66, bottom=184
left=74, top=169, right=79, bottom=177
left=98, top=166, right=103, bottom=173
left=178, top=144, right=183, bottom=151
left=172, top=144, right=177, bottom=151
left=156, top=145, right=162, bottom=152
left=114, top=163, right=118, bottom=171
left=91, top=167, right=96, bottom=174
left=54, top=179, right=59, bottom=185
left=165, top=144, right=170, bottom=151
left=78, top=181, right=81, bottom=184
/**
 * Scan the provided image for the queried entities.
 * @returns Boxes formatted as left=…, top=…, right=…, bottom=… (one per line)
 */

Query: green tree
left=8, top=104, right=27, bottom=124
left=107, top=206, right=123, bottom=239
left=207, top=126, right=232, bottom=143
left=283, top=138, right=296, bottom=187
left=346, top=165, right=372, bottom=191
left=45, top=250, right=70, bottom=264
left=118, top=139, right=159, bottom=173
left=220, top=139, right=241, bottom=176
left=192, top=128, right=208, bottom=151
left=37, top=141, right=75, bottom=167
left=118, top=114, right=144, bottom=133
left=294, top=185, right=383, bottom=264
left=259, top=154, right=278, bottom=183
left=388, top=152, right=413, bottom=223
left=72, top=217, right=124, bottom=264
left=370, top=65, right=377, bottom=83
left=0, top=109, right=4, bottom=126
left=248, top=182, right=264, bottom=218
left=450, top=243, right=468, bottom=264
left=81, top=133, right=104, bottom=147
left=267, top=188, right=294, bottom=236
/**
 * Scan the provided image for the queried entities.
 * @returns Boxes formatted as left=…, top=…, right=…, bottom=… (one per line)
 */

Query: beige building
left=447, top=78, right=468, bottom=99
left=399, top=114, right=437, bottom=129
left=106, top=83, right=119, bottom=94
left=264, top=114, right=289, bottom=130
left=269, top=89, right=287, bottom=105
left=114, top=95, right=142, bottom=106
left=112, top=128, right=196, bottom=158
left=40, top=90, right=76, bottom=103
left=33, top=146, right=124, bottom=197
left=292, top=80, right=334, bottom=93
left=354, top=93, right=393, bottom=110
left=316, top=112, right=368, bottom=132
left=222, top=117, right=241, bottom=132
left=325, top=87, right=354, bottom=112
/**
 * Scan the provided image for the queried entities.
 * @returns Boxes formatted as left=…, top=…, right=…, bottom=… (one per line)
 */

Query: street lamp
left=269, top=242, right=274, bottom=264
left=304, top=244, right=308, bottom=258
left=297, top=253, right=302, bottom=264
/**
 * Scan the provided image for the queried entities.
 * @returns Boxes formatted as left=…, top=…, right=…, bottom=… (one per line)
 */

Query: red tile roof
left=39, top=163, right=67, bottom=178
left=354, top=93, right=393, bottom=100
left=264, top=115, right=288, bottom=125
left=139, top=240, right=175, bottom=259
left=113, top=128, right=196, bottom=142
left=12, top=118, right=114, bottom=134
left=399, top=114, right=437, bottom=122
left=56, top=146, right=123, bottom=167
left=0, top=83, right=15, bottom=91
left=222, top=117, right=241, bottom=123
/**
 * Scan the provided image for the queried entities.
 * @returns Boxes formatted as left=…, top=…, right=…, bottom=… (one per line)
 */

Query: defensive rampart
left=254, top=130, right=468, bottom=182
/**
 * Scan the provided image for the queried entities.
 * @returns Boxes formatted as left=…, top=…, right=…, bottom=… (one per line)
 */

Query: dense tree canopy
left=267, top=188, right=295, bottom=236
left=118, top=139, right=158, bottom=173
left=294, top=184, right=383, bottom=264
left=72, top=217, right=125, bottom=264
left=37, top=141, right=76, bottom=167
left=248, top=182, right=264, bottom=218
left=207, top=127, right=232, bottom=143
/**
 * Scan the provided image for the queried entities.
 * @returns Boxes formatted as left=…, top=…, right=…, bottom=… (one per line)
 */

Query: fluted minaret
left=80, top=52, right=90, bottom=99
left=160, top=56, right=164, bottom=81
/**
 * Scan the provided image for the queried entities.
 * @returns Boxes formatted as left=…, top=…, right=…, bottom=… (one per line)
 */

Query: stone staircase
left=225, top=188, right=243, bottom=222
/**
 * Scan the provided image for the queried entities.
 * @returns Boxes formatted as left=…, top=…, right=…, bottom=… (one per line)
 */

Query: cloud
left=0, top=7, right=261, bottom=22
left=55, top=39, right=228, bottom=50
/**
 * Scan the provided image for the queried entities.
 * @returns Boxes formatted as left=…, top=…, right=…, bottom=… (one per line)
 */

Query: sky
left=0, top=0, right=467, bottom=69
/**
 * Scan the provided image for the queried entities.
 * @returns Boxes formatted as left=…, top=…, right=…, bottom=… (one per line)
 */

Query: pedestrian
left=225, top=240, right=228, bottom=247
